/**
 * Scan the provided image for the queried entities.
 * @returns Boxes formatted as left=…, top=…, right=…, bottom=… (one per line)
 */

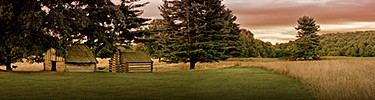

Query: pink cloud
left=137, top=0, right=375, bottom=43
left=227, top=1, right=375, bottom=29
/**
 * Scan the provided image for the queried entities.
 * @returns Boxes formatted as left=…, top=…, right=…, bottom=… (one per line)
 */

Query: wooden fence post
left=151, top=62, right=154, bottom=73
left=125, top=62, right=129, bottom=73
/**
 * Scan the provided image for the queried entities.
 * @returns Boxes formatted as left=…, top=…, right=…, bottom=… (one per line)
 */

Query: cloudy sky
left=119, top=0, right=375, bottom=44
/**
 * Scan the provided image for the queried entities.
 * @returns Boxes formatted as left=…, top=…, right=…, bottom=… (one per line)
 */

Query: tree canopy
left=43, top=0, right=150, bottom=58
left=293, top=16, right=321, bottom=60
left=159, top=0, right=241, bottom=69
left=141, top=19, right=169, bottom=62
left=0, top=0, right=55, bottom=70
left=320, top=31, right=375, bottom=57
left=0, top=0, right=150, bottom=71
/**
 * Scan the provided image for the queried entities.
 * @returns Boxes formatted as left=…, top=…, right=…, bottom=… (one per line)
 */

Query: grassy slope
left=0, top=68, right=313, bottom=100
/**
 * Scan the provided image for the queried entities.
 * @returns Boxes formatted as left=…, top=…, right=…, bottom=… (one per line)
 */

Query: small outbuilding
left=44, top=48, right=65, bottom=72
left=43, top=45, right=97, bottom=72
left=109, top=51, right=153, bottom=73
left=65, top=45, right=98, bottom=72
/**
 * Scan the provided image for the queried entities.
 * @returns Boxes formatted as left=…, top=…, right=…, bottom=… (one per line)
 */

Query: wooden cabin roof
left=66, top=45, right=97, bottom=64
left=120, top=52, right=153, bottom=63
left=44, top=48, right=65, bottom=62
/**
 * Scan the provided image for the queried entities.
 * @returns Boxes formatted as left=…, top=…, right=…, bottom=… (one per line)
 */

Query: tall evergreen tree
left=159, top=0, right=240, bottom=69
left=143, top=19, right=169, bottom=62
left=293, top=16, right=321, bottom=60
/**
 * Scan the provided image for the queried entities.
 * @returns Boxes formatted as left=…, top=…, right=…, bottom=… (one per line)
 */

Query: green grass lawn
left=0, top=68, right=313, bottom=100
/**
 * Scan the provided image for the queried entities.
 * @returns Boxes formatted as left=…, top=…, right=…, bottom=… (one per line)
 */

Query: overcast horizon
left=113, top=0, right=375, bottom=44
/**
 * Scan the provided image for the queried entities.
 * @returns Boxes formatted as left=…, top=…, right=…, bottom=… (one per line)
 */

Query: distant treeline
left=137, top=16, right=373, bottom=61
left=319, top=31, right=375, bottom=57
left=254, top=30, right=375, bottom=58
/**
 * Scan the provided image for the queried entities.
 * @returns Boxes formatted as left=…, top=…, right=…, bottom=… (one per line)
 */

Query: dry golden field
left=0, top=62, right=44, bottom=71
left=240, top=57, right=375, bottom=100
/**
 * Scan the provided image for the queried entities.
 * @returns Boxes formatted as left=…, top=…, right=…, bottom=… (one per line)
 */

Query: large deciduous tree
left=0, top=0, right=54, bottom=71
left=159, top=0, right=241, bottom=69
left=0, top=0, right=150, bottom=71
left=238, top=29, right=257, bottom=57
left=293, top=16, right=321, bottom=60
left=43, top=0, right=150, bottom=58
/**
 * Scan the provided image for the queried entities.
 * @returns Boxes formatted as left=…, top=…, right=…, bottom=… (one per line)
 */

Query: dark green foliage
left=140, top=19, right=169, bottom=62
left=255, top=40, right=277, bottom=58
left=320, top=31, right=375, bottom=57
left=274, top=31, right=375, bottom=59
left=159, top=0, right=241, bottom=69
left=273, top=42, right=294, bottom=58
left=272, top=16, right=321, bottom=60
left=43, top=0, right=150, bottom=58
left=237, top=29, right=278, bottom=58
left=293, top=16, right=321, bottom=60
left=0, top=0, right=55, bottom=70
left=0, top=0, right=150, bottom=70
left=238, top=29, right=258, bottom=57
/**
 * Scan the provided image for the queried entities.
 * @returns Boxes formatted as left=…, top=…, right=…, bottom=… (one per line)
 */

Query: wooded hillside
left=320, top=31, right=375, bottom=57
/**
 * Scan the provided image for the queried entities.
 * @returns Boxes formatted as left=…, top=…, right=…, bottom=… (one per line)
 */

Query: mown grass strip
left=0, top=68, right=313, bottom=100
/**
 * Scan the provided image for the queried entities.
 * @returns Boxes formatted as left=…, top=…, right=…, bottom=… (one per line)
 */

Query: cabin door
left=52, top=61, right=57, bottom=71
